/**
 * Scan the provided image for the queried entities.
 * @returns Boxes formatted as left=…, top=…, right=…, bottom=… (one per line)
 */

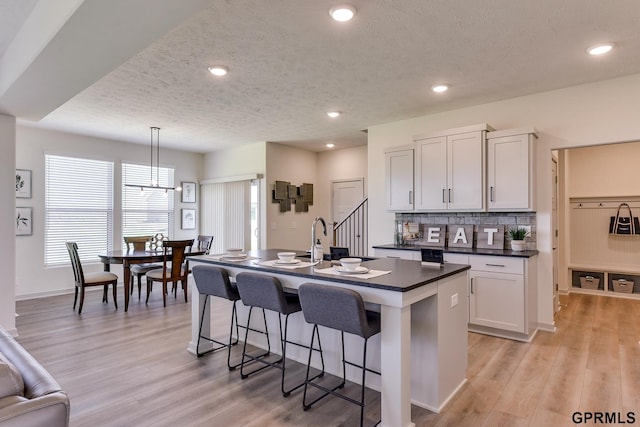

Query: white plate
left=274, top=259, right=301, bottom=265
left=222, top=254, right=247, bottom=260
left=334, top=266, right=370, bottom=274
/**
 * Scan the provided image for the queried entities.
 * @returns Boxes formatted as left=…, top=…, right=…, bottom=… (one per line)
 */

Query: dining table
left=98, top=249, right=205, bottom=311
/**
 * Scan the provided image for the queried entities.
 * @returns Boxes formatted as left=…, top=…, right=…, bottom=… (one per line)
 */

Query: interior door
left=332, top=178, right=364, bottom=224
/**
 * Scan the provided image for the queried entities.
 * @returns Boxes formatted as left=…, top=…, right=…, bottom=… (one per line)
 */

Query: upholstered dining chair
left=124, top=235, right=160, bottom=300
left=145, top=239, right=194, bottom=307
left=195, top=235, right=214, bottom=255
left=65, top=241, right=119, bottom=314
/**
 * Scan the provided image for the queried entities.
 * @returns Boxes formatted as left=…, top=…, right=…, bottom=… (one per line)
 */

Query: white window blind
left=201, top=180, right=250, bottom=254
left=122, top=163, right=174, bottom=248
left=45, top=155, right=114, bottom=266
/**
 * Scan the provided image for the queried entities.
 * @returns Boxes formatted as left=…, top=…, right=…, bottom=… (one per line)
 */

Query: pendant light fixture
left=125, top=127, right=179, bottom=192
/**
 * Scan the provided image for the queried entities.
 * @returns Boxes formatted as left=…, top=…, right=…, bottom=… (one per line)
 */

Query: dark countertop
left=191, top=248, right=470, bottom=293
left=372, top=243, right=539, bottom=258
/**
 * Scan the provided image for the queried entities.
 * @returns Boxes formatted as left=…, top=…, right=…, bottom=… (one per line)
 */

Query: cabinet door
left=448, top=132, right=484, bottom=211
left=415, top=136, right=447, bottom=210
left=488, top=134, right=531, bottom=210
left=469, top=271, right=524, bottom=333
left=385, top=149, right=414, bottom=211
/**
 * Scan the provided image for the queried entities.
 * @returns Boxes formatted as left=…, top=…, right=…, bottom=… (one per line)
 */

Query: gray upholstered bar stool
left=298, top=283, right=381, bottom=427
left=192, top=265, right=248, bottom=370
left=235, top=272, right=324, bottom=397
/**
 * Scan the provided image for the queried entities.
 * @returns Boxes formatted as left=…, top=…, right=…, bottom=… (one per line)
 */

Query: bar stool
left=192, top=265, right=250, bottom=370
left=298, top=283, right=381, bottom=427
left=235, top=272, right=324, bottom=397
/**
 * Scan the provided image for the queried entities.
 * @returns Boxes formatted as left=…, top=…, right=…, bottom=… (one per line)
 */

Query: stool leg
left=227, top=301, right=243, bottom=370
left=303, top=326, right=341, bottom=411
left=359, top=339, right=368, bottom=427
left=240, top=307, right=273, bottom=379
left=196, top=296, right=209, bottom=357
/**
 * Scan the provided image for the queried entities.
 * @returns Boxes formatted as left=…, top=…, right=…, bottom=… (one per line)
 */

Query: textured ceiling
left=5, top=0, right=640, bottom=152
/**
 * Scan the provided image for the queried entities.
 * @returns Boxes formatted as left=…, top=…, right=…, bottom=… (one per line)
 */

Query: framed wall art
left=16, top=169, right=32, bottom=199
left=181, top=182, right=196, bottom=203
left=16, top=207, right=32, bottom=236
left=181, top=208, right=196, bottom=230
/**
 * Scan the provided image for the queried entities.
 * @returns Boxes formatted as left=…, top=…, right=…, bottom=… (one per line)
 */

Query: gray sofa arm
left=0, top=391, right=69, bottom=427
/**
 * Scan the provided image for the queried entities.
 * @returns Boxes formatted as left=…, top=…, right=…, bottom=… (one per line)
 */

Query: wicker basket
left=580, top=276, right=600, bottom=290
left=612, top=278, right=634, bottom=294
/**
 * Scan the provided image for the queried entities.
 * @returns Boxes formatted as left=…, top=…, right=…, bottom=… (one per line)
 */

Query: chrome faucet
left=311, top=217, right=327, bottom=263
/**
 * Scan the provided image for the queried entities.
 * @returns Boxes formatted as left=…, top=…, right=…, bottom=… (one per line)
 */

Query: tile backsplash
left=395, top=212, right=536, bottom=250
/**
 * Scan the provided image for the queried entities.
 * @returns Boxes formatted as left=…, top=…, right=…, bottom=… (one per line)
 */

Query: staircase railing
left=332, top=197, right=368, bottom=257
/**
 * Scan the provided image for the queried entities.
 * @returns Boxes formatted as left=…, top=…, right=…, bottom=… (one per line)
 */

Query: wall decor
left=476, top=225, right=505, bottom=249
left=272, top=181, right=313, bottom=212
left=181, top=182, right=196, bottom=203
left=16, top=207, right=32, bottom=236
left=418, top=224, right=446, bottom=247
left=447, top=225, right=474, bottom=248
left=16, top=169, right=32, bottom=199
left=181, top=208, right=196, bottom=230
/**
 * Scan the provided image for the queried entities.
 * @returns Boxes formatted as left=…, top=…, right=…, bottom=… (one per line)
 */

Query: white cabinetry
left=373, top=248, right=418, bottom=260
left=468, top=255, right=537, bottom=341
left=384, top=147, right=414, bottom=211
left=414, top=124, right=491, bottom=211
left=487, top=128, right=537, bottom=211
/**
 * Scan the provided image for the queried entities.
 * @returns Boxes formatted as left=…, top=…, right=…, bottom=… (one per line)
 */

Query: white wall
left=317, top=145, right=368, bottom=223
left=202, top=142, right=368, bottom=252
left=265, top=143, right=321, bottom=251
left=566, top=141, right=640, bottom=198
left=15, top=125, right=203, bottom=299
left=1, top=115, right=16, bottom=333
left=202, top=141, right=266, bottom=179
left=368, top=72, right=640, bottom=331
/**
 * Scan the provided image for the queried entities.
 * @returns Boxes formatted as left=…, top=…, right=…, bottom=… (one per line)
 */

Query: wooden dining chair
left=195, top=235, right=214, bottom=254
left=65, top=241, right=119, bottom=314
left=124, top=235, right=160, bottom=300
left=145, top=239, right=194, bottom=307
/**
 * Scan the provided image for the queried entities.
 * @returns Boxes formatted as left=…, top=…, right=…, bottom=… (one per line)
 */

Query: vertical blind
left=201, top=180, right=251, bottom=254
left=45, top=155, right=114, bottom=266
left=122, top=163, right=174, bottom=248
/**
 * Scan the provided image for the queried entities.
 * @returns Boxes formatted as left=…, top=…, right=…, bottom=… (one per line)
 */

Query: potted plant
left=508, top=227, right=530, bottom=251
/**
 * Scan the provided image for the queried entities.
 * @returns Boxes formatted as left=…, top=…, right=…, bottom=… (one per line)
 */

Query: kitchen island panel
left=188, top=249, right=469, bottom=427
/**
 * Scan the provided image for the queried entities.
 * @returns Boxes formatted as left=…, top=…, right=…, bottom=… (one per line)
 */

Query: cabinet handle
left=442, top=189, right=446, bottom=203
left=409, top=190, right=413, bottom=204
left=486, top=263, right=506, bottom=268
left=470, top=278, right=474, bottom=294
left=448, top=188, right=452, bottom=203
left=490, top=186, right=494, bottom=202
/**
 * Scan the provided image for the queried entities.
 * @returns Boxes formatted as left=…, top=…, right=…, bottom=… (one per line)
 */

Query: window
left=45, top=155, right=114, bottom=266
left=201, top=180, right=251, bottom=254
left=122, top=163, right=175, bottom=247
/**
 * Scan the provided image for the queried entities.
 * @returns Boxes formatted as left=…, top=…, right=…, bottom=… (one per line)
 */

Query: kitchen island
left=188, top=249, right=470, bottom=427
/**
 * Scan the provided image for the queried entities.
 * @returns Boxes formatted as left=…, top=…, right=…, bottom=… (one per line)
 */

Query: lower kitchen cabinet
left=470, top=269, right=524, bottom=333
left=374, top=248, right=538, bottom=341
left=467, top=255, right=537, bottom=342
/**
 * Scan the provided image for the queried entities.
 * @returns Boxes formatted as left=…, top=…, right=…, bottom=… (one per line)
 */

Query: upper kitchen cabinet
left=487, top=128, right=537, bottom=211
left=385, top=145, right=414, bottom=211
left=414, top=124, right=493, bottom=211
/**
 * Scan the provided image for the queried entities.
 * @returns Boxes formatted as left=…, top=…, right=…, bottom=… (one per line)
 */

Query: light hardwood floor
left=14, top=290, right=640, bottom=427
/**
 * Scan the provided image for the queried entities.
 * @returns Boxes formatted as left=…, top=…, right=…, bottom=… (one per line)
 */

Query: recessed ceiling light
left=432, top=85, right=449, bottom=93
left=326, top=143, right=335, bottom=148
left=329, top=5, right=356, bottom=22
left=208, top=65, right=228, bottom=76
left=327, top=111, right=341, bottom=118
left=587, top=43, right=614, bottom=55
